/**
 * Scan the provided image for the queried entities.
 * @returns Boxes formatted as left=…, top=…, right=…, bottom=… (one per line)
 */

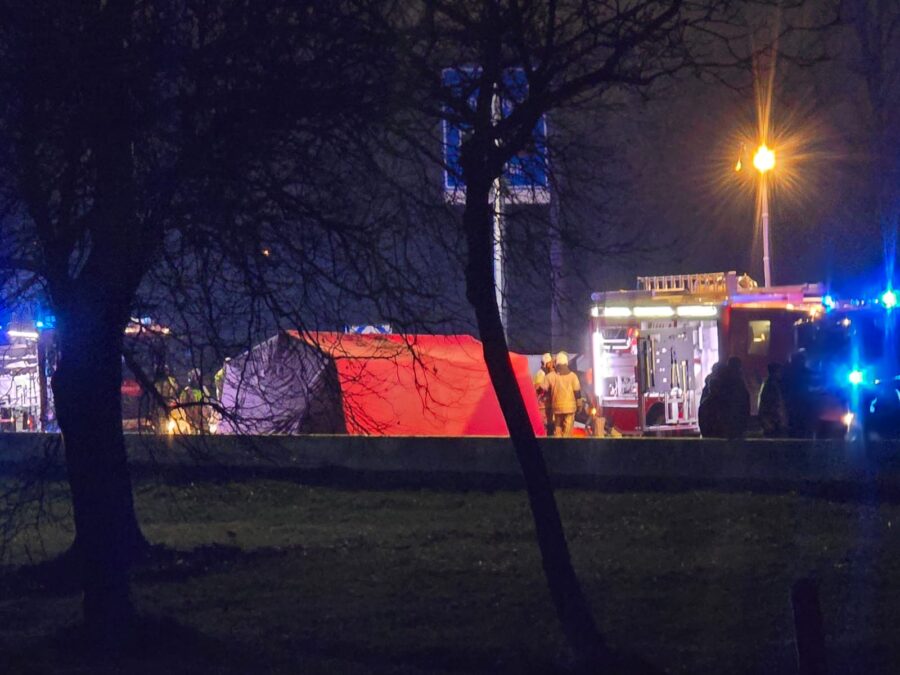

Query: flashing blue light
left=849, top=369, right=864, bottom=386
left=881, top=289, right=897, bottom=309
left=35, top=320, right=44, bottom=329
left=823, top=294, right=836, bottom=311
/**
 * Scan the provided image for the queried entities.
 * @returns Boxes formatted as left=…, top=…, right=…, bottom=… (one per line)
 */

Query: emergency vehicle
left=0, top=315, right=181, bottom=433
left=796, top=291, right=900, bottom=439
left=589, top=271, right=824, bottom=434
left=0, top=327, right=51, bottom=432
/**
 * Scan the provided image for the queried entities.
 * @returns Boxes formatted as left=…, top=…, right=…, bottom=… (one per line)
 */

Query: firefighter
left=783, top=352, right=814, bottom=438
left=215, top=357, right=235, bottom=401
left=153, top=364, right=180, bottom=434
left=865, top=379, right=900, bottom=440
left=721, top=357, right=750, bottom=439
left=533, top=353, right=554, bottom=436
left=180, top=368, right=212, bottom=434
left=209, top=358, right=231, bottom=435
left=545, top=351, right=582, bottom=437
left=758, top=362, right=787, bottom=437
left=698, top=362, right=726, bottom=437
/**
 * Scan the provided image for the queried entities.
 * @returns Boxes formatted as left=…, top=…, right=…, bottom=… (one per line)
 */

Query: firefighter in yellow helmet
left=533, top=352, right=555, bottom=436
left=544, top=351, right=582, bottom=437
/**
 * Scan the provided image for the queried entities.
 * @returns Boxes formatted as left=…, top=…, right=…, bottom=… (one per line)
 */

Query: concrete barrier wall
left=2, top=434, right=899, bottom=494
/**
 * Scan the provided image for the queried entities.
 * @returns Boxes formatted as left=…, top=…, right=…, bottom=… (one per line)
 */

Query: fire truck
left=589, top=271, right=824, bottom=434
left=0, top=326, right=52, bottom=432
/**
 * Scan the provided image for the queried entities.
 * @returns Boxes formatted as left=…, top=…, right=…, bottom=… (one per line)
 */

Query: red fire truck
left=589, top=271, right=824, bottom=434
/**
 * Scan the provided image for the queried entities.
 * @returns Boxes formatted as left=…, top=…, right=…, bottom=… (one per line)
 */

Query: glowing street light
left=753, top=144, right=775, bottom=173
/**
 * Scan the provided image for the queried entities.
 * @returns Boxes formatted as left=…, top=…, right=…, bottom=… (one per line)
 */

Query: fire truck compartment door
left=643, top=326, right=699, bottom=395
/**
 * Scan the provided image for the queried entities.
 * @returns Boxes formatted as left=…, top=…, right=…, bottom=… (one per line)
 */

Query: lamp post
left=737, top=142, right=776, bottom=287
left=753, top=144, right=775, bottom=288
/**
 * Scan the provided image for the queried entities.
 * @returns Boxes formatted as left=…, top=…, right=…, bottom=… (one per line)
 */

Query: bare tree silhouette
left=351, top=1, right=825, bottom=669
left=0, top=0, right=432, bottom=643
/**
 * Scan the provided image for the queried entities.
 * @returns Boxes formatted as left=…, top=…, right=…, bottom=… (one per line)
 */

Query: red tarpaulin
left=287, top=331, right=545, bottom=436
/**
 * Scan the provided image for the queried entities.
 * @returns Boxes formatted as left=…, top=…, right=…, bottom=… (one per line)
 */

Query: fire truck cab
left=590, top=271, right=824, bottom=434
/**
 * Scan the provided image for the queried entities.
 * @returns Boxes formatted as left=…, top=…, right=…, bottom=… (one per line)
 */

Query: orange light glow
left=753, top=144, right=775, bottom=173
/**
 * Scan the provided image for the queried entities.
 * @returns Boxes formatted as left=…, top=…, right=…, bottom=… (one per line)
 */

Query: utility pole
left=491, top=85, right=508, bottom=340
left=549, top=172, right=563, bottom=351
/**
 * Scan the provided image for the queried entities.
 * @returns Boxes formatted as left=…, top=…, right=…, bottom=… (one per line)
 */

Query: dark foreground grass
left=1, top=478, right=899, bottom=674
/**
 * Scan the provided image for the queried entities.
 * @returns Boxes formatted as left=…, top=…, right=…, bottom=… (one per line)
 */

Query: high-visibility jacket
left=545, top=368, right=581, bottom=414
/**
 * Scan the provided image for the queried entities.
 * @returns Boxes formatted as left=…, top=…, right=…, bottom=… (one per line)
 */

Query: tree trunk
left=52, top=304, right=147, bottom=643
left=462, top=173, right=611, bottom=670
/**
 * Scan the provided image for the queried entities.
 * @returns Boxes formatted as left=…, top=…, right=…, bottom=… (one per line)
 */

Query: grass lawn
left=1, top=478, right=898, bottom=673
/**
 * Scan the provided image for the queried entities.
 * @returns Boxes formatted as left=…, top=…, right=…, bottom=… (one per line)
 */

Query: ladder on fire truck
left=636, top=271, right=758, bottom=295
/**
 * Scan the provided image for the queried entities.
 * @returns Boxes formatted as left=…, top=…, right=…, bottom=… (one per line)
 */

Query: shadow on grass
left=0, top=546, right=288, bottom=674
left=0, top=542, right=287, bottom=597
left=0, top=543, right=662, bottom=674
left=0, top=612, right=260, bottom=675
left=240, top=636, right=663, bottom=675
left=0, top=614, right=662, bottom=675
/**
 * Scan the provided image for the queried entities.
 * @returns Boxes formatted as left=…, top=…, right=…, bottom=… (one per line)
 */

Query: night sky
left=582, top=20, right=898, bottom=297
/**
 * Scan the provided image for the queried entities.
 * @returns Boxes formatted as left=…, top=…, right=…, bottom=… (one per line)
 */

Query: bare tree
left=351, top=1, right=808, bottom=669
left=0, top=0, right=413, bottom=643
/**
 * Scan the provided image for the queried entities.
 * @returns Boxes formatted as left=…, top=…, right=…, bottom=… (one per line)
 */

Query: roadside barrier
left=1, top=434, right=898, bottom=499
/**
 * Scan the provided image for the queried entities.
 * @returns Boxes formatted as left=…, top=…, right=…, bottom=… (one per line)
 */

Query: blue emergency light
left=881, top=289, right=897, bottom=309
left=848, top=369, right=864, bottom=386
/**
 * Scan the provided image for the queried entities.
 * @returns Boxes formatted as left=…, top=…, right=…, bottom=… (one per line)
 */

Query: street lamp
left=753, top=144, right=775, bottom=287
left=736, top=143, right=776, bottom=287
